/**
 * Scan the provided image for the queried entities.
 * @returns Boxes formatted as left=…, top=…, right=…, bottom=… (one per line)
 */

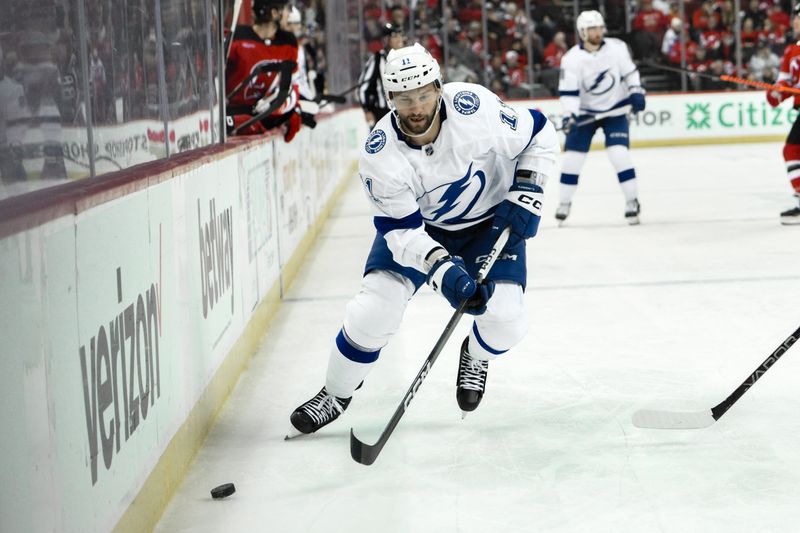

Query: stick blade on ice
left=632, top=409, right=716, bottom=429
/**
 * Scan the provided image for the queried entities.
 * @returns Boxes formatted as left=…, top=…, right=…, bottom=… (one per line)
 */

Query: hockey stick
left=632, top=323, right=800, bottom=429
left=349, top=227, right=512, bottom=465
left=555, top=105, right=632, bottom=132
left=224, top=0, right=243, bottom=62
left=640, top=60, right=800, bottom=96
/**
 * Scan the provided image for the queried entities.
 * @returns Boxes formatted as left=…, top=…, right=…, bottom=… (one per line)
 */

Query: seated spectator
left=741, top=17, right=760, bottom=50
left=504, top=50, right=528, bottom=97
left=661, top=17, right=682, bottom=58
left=760, top=19, right=786, bottom=50
left=633, top=0, right=669, bottom=59
left=543, top=31, right=567, bottom=68
left=445, top=53, right=479, bottom=83
left=688, top=46, right=712, bottom=89
left=692, top=1, right=720, bottom=32
left=768, top=4, right=790, bottom=32
left=700, top=15, right=725, bottom=59
left=748, top=45, right=780, bottom=83
left=667, top=32, right=698, bottom=65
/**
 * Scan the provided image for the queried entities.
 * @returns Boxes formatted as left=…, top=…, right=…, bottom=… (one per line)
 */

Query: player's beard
left=399, top=108, right=437, bottom=136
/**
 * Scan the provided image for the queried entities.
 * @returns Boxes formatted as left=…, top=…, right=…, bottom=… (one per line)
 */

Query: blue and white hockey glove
left=491, top=181, right=544, bottom=248
left=630, top=90, right=646, bottom=114
left=427, top=254, right=494, bottom=316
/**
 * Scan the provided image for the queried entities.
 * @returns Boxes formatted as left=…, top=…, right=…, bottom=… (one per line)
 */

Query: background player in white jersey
left=288, top=43, right=559, bottom=435
left=556, top=10, right=646, bottom=225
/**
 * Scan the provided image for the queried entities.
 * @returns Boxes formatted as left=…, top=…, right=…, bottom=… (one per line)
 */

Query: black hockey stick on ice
left=349, top=227, right=511, bottom=465
left=555, top=105, right=632, bottom=132
left=632, top=323, right=800, bottom=429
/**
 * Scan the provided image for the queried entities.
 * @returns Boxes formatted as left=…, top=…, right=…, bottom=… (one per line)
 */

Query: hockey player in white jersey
left=288, top=43, right=559, bottom=435
left=556, top=10, right=646, bottom=225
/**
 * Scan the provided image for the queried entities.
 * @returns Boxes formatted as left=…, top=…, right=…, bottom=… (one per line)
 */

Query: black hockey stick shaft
left=349, top=227, right=511, bottom=465
left=555, top=105, right=632, bottom=132
left=709, top=324, right=800, bottom=421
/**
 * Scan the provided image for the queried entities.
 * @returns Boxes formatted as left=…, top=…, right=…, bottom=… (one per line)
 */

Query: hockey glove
left=767, top=83, right=789, bottom=108
left=427, top=255, right=494, bottom=315
left=491, top=182, right=544, bottom=248
left=630, top=90, right=646, bottom=113
left=560, top=114, right=577, bottom=134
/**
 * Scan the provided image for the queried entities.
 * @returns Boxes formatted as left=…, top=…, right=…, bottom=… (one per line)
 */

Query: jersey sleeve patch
left=365, top=129, right=387, bottom=154
left=453, top=90, right=481, bottom=115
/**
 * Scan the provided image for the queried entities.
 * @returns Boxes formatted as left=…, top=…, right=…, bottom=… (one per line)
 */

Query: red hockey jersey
left=768, top=42, right=800, bottom=108
left=226, top=26, right=298, bottom=110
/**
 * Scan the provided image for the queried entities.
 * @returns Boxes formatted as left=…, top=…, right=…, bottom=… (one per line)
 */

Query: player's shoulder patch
left=453, top=90, right=481, bottom=115
left=365, top=129, right=387, bottom=154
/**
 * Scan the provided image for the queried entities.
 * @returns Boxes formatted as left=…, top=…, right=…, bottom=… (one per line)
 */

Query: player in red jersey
left=225, top=0, right=302, bottom=141
left=767, top=4, right=800, bottom=224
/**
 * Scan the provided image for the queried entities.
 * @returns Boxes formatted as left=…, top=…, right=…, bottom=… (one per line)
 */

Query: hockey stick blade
left=632, top=324, right=800, bottom=430
left=632, top=409, right=716, bottom=429
left=348, top=228, right=511, bottom=465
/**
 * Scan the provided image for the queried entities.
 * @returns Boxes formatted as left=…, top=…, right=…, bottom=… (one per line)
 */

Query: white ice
left=155, top=142, right=800, bottom=533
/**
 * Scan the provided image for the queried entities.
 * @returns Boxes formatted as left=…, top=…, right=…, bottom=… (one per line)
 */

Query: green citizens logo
left=686, top=103, right=711, bottom=129
left=685, top=101, right=799, bottom=130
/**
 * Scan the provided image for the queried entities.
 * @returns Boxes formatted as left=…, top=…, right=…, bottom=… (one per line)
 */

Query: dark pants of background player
left=363, top=218, right=527, bottom=292
left=787, top=110, right=800, bottom=145
left=564, top=114, right=630, bottom=152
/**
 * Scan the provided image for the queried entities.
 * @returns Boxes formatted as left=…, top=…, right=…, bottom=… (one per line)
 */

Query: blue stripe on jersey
left=373, top=210, right=423, bottom=235
left=514, top=109, right=548, bottom=159
left=618, top=168, right=636, bottom=182
left=336, top=329, right=380, bottom=363
left=559, top=90, right=580, bottom=96
left=581, top=97, right=631, bottom=114
left=472, top=323, right=508, bottom=356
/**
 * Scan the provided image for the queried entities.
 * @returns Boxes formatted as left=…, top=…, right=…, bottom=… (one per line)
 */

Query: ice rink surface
left=155, top=142, right=800, bottom=533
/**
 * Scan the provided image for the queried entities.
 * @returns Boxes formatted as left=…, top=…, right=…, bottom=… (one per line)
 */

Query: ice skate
left=287, top=387, right=352, bottom=438
left=780, top=197, right=800, bottom=225
left=555, top=202, right=571, bottom=226
left=625, top=199, right=640, bottom=225
left=456, top=337, right=489, bottom=418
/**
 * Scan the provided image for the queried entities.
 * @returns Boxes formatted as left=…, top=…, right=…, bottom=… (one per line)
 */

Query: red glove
left=767, top=83, right=789, bottom=108
left=283, top=110, right=302, bottom=143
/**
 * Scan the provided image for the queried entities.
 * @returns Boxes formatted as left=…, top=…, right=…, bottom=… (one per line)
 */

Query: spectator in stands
left=688, top=46, right=711, bottom=89
left=743, top=0, right=767, bottom=29
left=661, top=17, right=682, bottom=58
left=445, top=53, right=479, bottom=83
left=700, top=15, right=725, bottom=59
left=692, top=1, right=720, bottom=32
left=761, top=18, right=786, bottom=50
left=504, top=50, right=528, bottom=97
left=748, top=44, right=780, bottom=83
left=633, top=0, right=669, bottom=59
left=667, top=27, right=698, bottom=65
left=741, top=17, right=761, bottom=51
left=543, top=31, right=567, bottom=68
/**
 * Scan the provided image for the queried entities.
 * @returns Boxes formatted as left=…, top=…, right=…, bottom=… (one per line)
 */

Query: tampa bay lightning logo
left=365, top=129, right=387, bottom=154
left=426, top=162, right=487, bottom=224
left=453, top=90, right=480, bottom=115
left=581, top=68, right=615, bottom=96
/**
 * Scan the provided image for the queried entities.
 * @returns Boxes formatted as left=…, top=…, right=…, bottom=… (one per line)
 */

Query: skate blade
left=556, top=218, right=566, bottom=227
left=461, top=411, right=469, bottom=420
left=626, top=216, right=640, bottom=225
left=780, top=217, right=800, bottom=225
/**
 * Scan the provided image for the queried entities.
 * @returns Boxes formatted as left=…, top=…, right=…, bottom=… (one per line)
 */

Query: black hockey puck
left=210, top=483, right=236, bottom=499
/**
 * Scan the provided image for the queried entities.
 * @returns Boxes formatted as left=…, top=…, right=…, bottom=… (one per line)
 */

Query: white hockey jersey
left=558, top=38, right=643, bottom=117
left=358, top=82, right=559, bottom=273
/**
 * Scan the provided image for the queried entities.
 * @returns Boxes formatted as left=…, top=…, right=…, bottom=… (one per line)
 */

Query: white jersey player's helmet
left=382, top=43, right=442, bottom=101
left=576, top=10, right=605, bottom=40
